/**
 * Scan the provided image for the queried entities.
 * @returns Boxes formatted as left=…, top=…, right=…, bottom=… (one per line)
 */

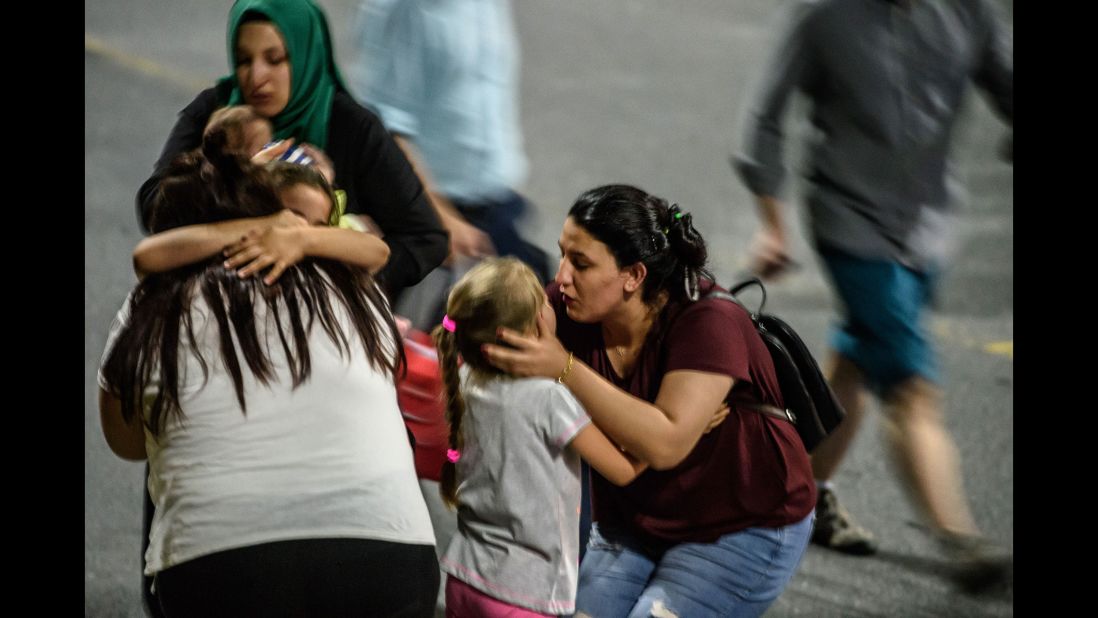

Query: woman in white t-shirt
left=98, top=142, right=437, bottom=616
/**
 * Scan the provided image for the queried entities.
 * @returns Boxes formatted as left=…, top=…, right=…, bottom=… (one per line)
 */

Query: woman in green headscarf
left=136, top=0, right=447, bottom=297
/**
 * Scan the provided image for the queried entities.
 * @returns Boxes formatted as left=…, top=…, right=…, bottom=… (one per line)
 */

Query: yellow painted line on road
left=931, top=319, right=1012, bottom=360
left=85, top=35, right=211, bottom=92
left=983, top=341, right=1013, bottom=359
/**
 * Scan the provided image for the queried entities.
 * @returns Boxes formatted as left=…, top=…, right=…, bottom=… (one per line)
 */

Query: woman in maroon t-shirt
left=484, top=184, right=816, bottom=617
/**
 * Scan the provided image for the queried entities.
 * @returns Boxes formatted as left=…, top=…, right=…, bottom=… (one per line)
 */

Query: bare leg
left=880, top=376, right=1009, bottom=591
left=880, top=376, right=979, bottom=537
left=811, top=353, right=869, bottom=481
left=809, top=353, right=877, bottom=555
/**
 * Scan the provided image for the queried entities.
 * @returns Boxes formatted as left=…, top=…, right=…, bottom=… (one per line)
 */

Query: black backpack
left=706, top=278, right=845, bottom=452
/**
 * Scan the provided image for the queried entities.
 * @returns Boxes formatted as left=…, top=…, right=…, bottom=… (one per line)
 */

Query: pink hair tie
left=442, top=315, right=457, bottom=333
left=446, top=449, right=461, bottom=463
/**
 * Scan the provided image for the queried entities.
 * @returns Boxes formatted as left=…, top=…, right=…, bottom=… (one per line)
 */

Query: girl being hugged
left=432, top=257, right=646, bottom=618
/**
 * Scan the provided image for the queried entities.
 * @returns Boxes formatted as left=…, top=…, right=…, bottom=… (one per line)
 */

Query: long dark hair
left=568, top=184, right=712, bottom=305
left=102, top=126, right=403, bottom=437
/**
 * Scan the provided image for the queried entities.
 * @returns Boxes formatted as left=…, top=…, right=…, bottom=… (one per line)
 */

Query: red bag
left=396, top=321, right=450, bottom=482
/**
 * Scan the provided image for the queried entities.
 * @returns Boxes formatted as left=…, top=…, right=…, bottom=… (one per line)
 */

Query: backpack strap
left=704, top=278, right=768, bottom=319
left=702, top=285, right=796, bottom=426
left=703, top=290, right=753, bottom=319
left=727, top=277, right=768, bottom=315
left=742, top=402, right=798, bottom=425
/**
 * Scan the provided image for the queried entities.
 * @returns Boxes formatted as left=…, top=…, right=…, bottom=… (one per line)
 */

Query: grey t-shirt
left=735, top=0, right=1012, bottom=270
left=440, top=369, right=590, bottom=615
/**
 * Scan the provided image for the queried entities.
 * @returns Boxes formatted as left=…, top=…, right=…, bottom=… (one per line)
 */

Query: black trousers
left=141, top=470, right=162, bottom=618
left=153, top=537, right=439, bottom=618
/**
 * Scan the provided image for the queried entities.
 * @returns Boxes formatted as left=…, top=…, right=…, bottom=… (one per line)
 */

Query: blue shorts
left=819, top=249, right=940, bottom=396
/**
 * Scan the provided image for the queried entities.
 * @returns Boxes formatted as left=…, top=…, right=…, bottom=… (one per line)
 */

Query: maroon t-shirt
left=548, top=280, right=815, bottom=546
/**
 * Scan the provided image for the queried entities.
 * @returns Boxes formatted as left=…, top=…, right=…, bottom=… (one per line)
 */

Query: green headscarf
left=222, top=0, right=347, bottom=149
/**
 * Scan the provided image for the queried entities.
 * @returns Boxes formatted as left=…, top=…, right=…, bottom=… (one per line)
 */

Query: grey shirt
left=440, top=369, right=590, bottom=615
left=735, top=0, right=1012, bottom=269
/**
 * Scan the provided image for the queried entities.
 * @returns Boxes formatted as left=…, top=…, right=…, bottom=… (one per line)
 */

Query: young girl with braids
left=431, top=257, right=646, bottom=618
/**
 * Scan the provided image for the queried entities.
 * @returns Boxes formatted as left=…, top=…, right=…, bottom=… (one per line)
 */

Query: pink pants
left=445, top=576, right=557, bottom=618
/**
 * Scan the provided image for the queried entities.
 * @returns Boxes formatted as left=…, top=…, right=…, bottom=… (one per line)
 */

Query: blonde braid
left=432, top=324, right=466, bottom=510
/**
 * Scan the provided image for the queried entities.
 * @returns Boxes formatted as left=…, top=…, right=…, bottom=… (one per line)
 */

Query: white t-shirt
left=98, top=287, right=435, bottom=575
left=440, top=369, right=590, bottom=615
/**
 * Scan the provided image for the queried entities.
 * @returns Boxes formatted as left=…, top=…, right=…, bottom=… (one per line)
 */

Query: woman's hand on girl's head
left=538, top=299, right=558, bottom=337
left=483, top=310, right=569, bottom=379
